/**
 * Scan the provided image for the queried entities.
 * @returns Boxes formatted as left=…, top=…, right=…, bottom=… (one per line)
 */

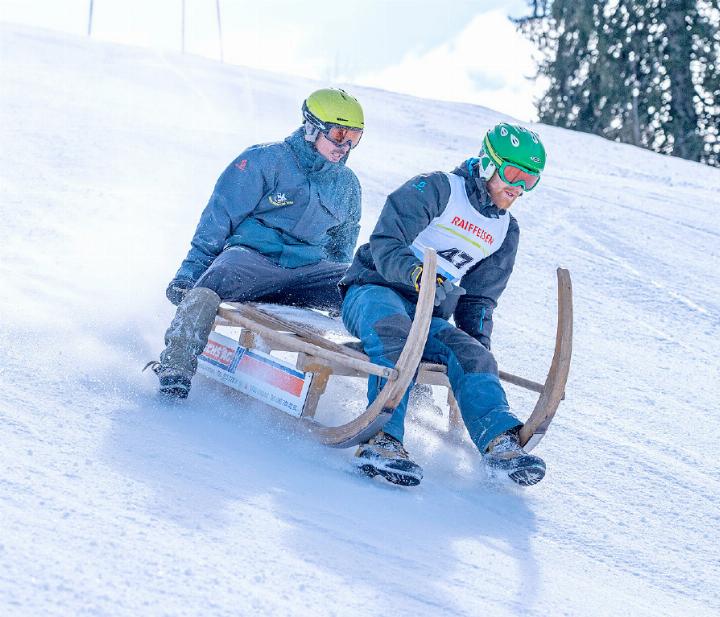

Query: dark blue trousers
left=195, top=246, right=348, bottom=312
left=342, top=284, right=521, bottom=452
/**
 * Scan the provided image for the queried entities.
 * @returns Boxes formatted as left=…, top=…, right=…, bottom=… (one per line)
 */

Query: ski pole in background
left=216, top=0, right=224, bottom=63
left=181, top=0, right=186, bottom=54
left=87, top=0, right=94, bottom=37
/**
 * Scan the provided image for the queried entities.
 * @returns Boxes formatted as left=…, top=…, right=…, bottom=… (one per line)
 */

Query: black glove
left=166, top=278, right=194, bottom=306
left=411, top=265, right=466, bottom=307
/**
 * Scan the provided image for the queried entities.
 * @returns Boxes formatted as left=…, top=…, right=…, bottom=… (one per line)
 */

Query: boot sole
left=158, top=374, right=191, bottom=399
left=508, top=465, right=546, bottom=486
left=159, top=385, right=190, bottom=399
left=358, top=463, right=422, bottom=487
left=485, top=455, right=546, bottom=487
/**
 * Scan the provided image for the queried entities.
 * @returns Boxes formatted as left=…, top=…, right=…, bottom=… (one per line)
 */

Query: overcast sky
left=0, top=0, right=544, bottom=121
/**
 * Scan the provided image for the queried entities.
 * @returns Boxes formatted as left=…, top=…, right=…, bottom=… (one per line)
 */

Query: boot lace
left=371, top=432, right=411, bottom=460
left=142, top=360, right=161, bottom=375
left=486, top=430, right=525, bottom=459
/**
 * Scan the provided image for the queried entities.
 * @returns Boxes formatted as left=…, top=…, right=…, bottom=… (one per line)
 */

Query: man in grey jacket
left=149, top=88, right=365, bottom=399
left=340, top=123, right=548, bottom=487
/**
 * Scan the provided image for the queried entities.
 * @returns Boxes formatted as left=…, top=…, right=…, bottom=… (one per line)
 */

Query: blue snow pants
left=195, top=246, right=348, bottom=312
left=341, top=284, right=522, bottom=452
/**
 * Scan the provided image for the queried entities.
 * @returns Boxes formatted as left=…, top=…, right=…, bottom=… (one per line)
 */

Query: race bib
left=411, top=173, right=510, bottom=281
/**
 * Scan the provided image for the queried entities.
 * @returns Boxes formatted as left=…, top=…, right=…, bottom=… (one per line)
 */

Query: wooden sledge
left=205, top=248, right=573, bottom=452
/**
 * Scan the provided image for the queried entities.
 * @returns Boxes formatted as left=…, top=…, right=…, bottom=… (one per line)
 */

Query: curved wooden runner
left=518, top=268, right=573, bottom=451
left=301, top=249, right=438, bottom=447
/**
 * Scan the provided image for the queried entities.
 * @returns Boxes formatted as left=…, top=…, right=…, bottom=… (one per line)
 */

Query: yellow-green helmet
left=302, top=88, right=364, bottom=131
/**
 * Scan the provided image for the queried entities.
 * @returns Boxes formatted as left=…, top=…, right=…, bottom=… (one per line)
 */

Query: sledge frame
left=211, top=252, right=573, bottom=452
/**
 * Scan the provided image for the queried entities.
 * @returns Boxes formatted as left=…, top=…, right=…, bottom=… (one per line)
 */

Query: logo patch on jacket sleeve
left=268, top=192, right=295, bottom=207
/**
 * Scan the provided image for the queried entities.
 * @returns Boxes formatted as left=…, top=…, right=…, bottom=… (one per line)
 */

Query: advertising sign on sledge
left=197, top=331, right=313, bottom=417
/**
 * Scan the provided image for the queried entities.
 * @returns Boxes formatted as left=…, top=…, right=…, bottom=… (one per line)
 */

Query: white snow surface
left=1, top=23, right=719, bottom=617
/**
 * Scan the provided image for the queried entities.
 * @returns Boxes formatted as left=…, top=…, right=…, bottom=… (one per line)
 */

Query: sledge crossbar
left=420, top=361, right=546, bottom=395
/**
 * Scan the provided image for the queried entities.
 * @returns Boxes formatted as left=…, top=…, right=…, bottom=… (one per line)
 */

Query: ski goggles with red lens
left=322, top=125, right=363, bottom=149
left=496, top=161, right=541, bottom=191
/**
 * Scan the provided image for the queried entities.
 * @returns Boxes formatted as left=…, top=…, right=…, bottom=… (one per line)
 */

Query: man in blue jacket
left=340, top=123, right=548, bottom=487
left=150, top=88, right=364, bottom=399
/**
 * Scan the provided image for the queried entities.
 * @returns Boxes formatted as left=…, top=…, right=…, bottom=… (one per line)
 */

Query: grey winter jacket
left=339, top=160, right=519, bottom=349
left=174, top=128, right=361, bottom=284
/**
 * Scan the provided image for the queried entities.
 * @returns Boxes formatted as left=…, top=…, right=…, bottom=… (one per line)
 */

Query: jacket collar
left=451, top=159, right=506, bottom=219
left=284, top=127, right=348, bottom=176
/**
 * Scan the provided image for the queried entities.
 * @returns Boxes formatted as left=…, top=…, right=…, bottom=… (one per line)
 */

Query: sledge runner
left=148, top=88, right=365, bottom=399
left=340, top=123, right=548, bottom=487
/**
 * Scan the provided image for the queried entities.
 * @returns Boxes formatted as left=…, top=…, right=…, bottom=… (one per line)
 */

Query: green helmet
left=477, top=122, right=546, bottom=180
left=302, top=88, right=364, bottom=131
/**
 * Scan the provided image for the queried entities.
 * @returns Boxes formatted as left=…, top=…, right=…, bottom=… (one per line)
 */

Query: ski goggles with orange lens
left=496, top=161, right=541, bottom=191
left=322, top=125, right=363, bottom=149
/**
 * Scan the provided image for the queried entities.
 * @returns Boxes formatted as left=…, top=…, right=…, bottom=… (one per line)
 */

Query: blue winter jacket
left=340, top=160, right=519, bottom=350
left=174, top=128, right=361, bottom=283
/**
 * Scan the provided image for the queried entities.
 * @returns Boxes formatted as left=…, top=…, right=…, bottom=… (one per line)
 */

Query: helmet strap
left=476, top=144, right=497, bottom=181
left=303, top=121, right=320, bottom=143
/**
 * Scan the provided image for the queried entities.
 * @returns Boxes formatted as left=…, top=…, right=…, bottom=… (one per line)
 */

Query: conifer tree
left=516, top=0, right=719, bottom=166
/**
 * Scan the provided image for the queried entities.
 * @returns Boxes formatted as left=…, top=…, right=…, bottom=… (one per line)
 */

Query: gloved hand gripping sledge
left=166, top=278, right=194, bottom=306
left=411, top=264, right=466, bottom=307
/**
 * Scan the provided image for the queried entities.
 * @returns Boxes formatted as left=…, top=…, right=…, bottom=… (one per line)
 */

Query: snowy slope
left=1, top=23, right=719, bottom=617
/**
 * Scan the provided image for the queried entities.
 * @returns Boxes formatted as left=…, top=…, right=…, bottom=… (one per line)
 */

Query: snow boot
left=144, top=361, right=192, bottom=399
left=483, top=429, right=546, bottom=486
left=355, top=432, right=423, bottom=486
left=150, top=286, right=221, bottom=399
